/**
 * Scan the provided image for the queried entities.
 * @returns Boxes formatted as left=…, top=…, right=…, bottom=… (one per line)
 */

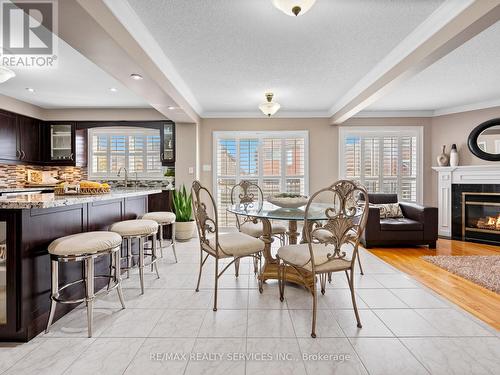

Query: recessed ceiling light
left=109, top=87, right=118, bottom=92
left=25, top=87, right=35, bottom=93
left=130, top=73, right=143, bottom=80
left=168, top=106, right=178, bottom=110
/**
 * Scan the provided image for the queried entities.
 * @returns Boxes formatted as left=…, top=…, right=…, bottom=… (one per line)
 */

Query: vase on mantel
left=450, top=144, right=459, bottom=167
left=437, top=145, right=449, bottom=167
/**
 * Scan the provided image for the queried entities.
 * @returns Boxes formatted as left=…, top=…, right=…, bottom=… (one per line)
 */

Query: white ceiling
left=0, top=37, right=149, bottom=108
left=125, top=0, right=444, bottom=116
left=366, top=20, right=500, bottom=114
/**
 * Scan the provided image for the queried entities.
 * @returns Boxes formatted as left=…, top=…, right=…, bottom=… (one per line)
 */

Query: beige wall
left=199, top=117, right=434, bottom=203
left=175, top=122, right=197, bottom=189
left=429, top=105, right=500, bottom=205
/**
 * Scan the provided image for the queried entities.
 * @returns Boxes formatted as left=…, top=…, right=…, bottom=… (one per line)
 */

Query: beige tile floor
left=0, top=237, right=499, bottom=375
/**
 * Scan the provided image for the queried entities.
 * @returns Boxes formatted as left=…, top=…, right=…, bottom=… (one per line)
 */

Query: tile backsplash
left=0, top=163, right=173, bottom=189
left=0, top=164, right=87, bottom=188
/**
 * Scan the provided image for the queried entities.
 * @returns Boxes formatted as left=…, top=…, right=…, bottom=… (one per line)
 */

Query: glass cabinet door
left=50, top=124, right=73, bottom=161
left=162, top=123, right=175, bottom=164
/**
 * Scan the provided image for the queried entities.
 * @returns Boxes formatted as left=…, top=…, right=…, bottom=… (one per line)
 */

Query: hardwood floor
left=368, top=239, right=500, bottom=330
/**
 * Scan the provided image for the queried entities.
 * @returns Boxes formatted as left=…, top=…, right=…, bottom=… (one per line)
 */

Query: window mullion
left=378, top=137, right=383, bottom=193
left=397, top=136, right=402, bottom=200
left=235, top=137, right=240, bottom=185
left=360, top=137, right=365, bottom=187
left=281, top=138, right=286, bottom=193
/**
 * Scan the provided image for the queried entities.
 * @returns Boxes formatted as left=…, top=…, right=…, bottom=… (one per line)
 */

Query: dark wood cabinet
left=0, top=195, right=149, bottom=342
left=0, top=109, right=19, bottom=162
left=43, top=122, right=76, bottom=166
left=17, top=115, right=41, bottom=163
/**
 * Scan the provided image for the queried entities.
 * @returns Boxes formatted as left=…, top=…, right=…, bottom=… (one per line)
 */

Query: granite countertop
left=0, top=188, right=162, bottom=209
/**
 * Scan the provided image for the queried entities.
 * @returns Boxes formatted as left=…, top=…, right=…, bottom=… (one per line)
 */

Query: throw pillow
left=370, top=203, right=404, bottom=219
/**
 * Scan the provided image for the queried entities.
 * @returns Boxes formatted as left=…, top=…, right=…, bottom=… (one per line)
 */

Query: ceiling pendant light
left=259, top=92, right=281, bottom=117
left=0, top=66, right=15, bottom=83
left=271, top=0, right=316, bottom=16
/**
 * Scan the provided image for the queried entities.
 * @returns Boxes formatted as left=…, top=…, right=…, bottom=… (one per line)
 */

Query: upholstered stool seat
left=48, top=231, right=122, bottom=256
left=110, top=218, right=160, bottom=294
left=46, top=231, right=125, bottom=338
left=142, top=211, right=176, bottom=224
left=141, top=212, right=177, bottom=262
left=109, top=219, right=158, bottom=237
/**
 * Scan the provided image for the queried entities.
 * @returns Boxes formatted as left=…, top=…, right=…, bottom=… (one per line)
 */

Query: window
left=88, top=127, right=162, bottom=179
left=339, top=126, right=423, bottom=203
left=214, top=131, right=309, bottom=226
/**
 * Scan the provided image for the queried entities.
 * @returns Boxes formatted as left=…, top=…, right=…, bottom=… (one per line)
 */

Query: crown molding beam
left=55, top=0, right=199, bottom=124
left=329, top=0, right=500, bottom=125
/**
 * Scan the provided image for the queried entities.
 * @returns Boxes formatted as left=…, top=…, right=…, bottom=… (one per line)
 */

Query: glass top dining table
left=227, top=202, right=332, bottom=289
left=226, top=202, right=330, bottom=222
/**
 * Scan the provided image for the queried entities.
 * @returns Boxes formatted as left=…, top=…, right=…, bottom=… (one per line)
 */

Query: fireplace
left=462, top=192, right=500, bottom=243
left=452, top=184, right=500, bottom=245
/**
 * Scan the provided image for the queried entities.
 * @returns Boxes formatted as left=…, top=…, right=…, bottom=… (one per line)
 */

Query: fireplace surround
left=433, top=165, right=500, bottom=240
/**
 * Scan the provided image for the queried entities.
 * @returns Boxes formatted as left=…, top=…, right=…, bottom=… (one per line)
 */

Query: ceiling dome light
left=25, top=87, right=35, bottom=93
left=259, top=92, right=281, bottom=117
left=0, top=66, right=15, bottom=83
left=130, top=73, right=143, bottom=80
left=271, top=0, right=316, bottom=16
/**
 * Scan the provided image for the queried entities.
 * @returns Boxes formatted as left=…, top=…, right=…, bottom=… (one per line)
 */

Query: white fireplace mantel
left=432, top=165, right=500, bottom=237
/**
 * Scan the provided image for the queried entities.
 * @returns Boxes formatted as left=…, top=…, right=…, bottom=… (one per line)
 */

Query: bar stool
left=45, top=231, right=125, bottom=338
left=141, top=211, right=177, bottom=262
left=110, top=219, right=159, bottom=294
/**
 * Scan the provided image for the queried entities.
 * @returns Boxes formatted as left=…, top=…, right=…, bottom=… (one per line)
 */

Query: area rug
left=421, top=255, right=500, bottom=294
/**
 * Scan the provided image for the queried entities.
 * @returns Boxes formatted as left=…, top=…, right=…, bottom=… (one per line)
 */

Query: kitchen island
left=0, top=188, right=161, bottom=341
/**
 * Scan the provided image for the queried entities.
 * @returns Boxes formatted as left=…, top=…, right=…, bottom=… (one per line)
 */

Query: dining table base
left=258, top=218, right=315, bottom=290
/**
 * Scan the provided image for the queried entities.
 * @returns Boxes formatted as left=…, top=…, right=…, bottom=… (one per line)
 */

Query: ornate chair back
left=191, top=180, right=221, bottom=256
left=303, top=180, right=369, bottom=273
left=230, top=180, right=264, bottom=230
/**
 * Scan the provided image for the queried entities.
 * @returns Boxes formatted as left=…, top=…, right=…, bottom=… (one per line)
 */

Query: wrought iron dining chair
left=230, top=180, right=287, bottom=276
left=277, top=180, right=369, bottom=338
left=192, top=180, right=265, bottom=311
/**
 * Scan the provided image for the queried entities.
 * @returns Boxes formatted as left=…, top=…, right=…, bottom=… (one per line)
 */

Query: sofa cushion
left=380, top=218, right=423, bottom=231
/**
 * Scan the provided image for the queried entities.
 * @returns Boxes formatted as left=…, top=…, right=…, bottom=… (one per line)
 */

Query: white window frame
left=88, top=127, right=162, bottom=180
left=212, top=130, right=309, bottom=203
left=338, top=126, right=423, bottom=203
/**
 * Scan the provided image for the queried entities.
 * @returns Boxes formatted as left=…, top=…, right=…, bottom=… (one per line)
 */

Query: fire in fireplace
left=462, top=192, right=500, bottom=244
left=476, top=214, right=500, bottom=231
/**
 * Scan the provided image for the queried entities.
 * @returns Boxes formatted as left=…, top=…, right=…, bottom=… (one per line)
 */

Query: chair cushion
left=142, top=211, right=176, bottom=224
left=48, top=231, right=122, bottom=256
left=278, top=243, right=351, bottom=273
left=240, top=221, right=287, bottom=237
left=380, top=218, right=423, bottom=231
left=110, top=219, right=158, bottom=236
left=203, top=232, right=265, bottom=258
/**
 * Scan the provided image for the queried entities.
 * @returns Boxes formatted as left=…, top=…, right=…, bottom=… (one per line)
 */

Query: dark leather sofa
left=361, top=193, right=438, bottom=249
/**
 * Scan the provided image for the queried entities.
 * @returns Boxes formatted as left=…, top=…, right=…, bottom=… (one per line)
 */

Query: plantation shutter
left=214, top=132, right=308, bottom=226
left=340, top=128, right=421, bottom=203
left=88, top=127, right=162, bottom=179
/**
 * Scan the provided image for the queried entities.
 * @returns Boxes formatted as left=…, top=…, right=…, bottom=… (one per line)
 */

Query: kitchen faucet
left=117, top=167, right=128, bottom=188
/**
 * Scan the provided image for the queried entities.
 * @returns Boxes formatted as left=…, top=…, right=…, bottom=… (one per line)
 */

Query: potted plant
left=172, top=184, right=195, bottom=240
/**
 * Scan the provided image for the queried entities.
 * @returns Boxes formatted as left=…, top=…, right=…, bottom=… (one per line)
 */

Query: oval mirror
left=468, top=118, right=500, bottom=161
